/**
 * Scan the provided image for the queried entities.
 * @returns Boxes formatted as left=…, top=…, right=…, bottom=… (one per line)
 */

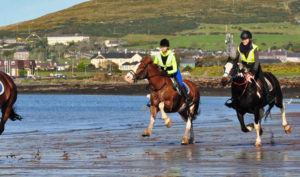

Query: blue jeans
left=175, top=69, right=184, bottom=87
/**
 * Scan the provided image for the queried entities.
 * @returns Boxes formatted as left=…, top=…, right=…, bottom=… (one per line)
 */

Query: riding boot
left=181, top=86, right=193, bottom=106
left=225, top=97, right=237, bottom=109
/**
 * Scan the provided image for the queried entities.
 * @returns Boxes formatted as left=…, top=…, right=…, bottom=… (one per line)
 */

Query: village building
left=91, top=52, right=143, bottom=71
left=47, top=34, right=89, bottom=46
left=14, top=49, right=30, bottom=60
left=0, top=60, right=36, bottom=77
left=286, top=53, right=300, bottom=63
left=180, top=59, right=196, bottom=68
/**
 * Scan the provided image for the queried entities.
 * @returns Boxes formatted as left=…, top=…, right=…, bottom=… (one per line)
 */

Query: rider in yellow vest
left=154, top=39, right=192, bottom=106
left=226, top=31, right=272, bottom=108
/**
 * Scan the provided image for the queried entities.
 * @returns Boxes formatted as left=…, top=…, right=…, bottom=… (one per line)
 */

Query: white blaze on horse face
left=124, top=63, right=141, bottom=83
left=223, top=62, right=233, bottom=77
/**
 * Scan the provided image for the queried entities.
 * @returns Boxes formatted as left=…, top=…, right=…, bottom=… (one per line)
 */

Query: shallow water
left=0, top=95, right=299, bottom=176
left=5, top=95, right=300, bottom=135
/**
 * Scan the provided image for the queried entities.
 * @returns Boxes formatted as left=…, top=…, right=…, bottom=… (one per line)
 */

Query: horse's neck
left=148, top=64, right=169, bottom=90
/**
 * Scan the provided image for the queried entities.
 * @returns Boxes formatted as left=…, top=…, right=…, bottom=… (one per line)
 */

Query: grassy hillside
left=0, top=0, right=299, bottom=37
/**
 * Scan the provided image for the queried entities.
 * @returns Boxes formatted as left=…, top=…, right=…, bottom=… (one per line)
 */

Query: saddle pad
left=0, top=81, right=4, bottom=95
left=170, top=78, right=190, bottom=94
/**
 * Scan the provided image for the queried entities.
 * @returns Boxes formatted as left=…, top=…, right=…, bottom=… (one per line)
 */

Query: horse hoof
left=189, top=138, right=195, bottom=144
left=255, top=143, right=261, bottom=148
left=166, top=120, right=172, bottom=128
left=284, top=125, right=292, bottom=134
left=142, top=130, right=151, bottom=137
left=181, top=137, right=189, bottom=145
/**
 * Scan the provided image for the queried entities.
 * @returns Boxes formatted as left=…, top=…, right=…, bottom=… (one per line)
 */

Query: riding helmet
left=160, top=38, right=170, bottom=47
left=240, top=30, right=252, bottom=39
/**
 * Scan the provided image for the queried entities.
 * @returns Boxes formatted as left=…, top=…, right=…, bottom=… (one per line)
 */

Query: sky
left=0, top=0, right=88, bottom=27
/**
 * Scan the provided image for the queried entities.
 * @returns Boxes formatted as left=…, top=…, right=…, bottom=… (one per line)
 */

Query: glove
left=161, top=70, right=168, bottom=76
left=244, top=73, right=254, bottom=81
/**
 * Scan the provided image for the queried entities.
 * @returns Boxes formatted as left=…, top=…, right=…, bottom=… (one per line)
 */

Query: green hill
left=0, top=0, right=299, bottom=38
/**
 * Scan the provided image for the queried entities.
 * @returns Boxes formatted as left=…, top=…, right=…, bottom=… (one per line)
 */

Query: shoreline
left=16, top=82, right=300, bottom=98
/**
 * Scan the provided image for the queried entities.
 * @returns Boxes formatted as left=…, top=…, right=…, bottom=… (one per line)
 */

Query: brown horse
left=125, top=56, right=200, bottom=145
left=0, top=71, right=22, bottom=134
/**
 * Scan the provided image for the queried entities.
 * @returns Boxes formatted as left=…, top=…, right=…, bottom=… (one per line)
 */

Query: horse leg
left=254, top=108, right=264, bottom=148
left=158, top=102, right=172, bottom=128
left=142, top=106, right=158, bottom=137
left=0, top=106, right=12, bottom=135
left=189, top=120, right=195, bottom=144
left=237, top=111, right=250, bottom=133
left=181, top=116, right=192, bottom=145
left=280, top=102, right=292, bottom=134
left=179, top=111, right=194, bottom=144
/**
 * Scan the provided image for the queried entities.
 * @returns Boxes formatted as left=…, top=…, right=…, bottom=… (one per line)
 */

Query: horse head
left=124, top=56, right=154, bottom=83
left=221, top=57, right=239, bottom=86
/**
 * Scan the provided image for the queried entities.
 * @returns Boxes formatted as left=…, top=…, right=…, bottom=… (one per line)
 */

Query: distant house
left=14, top=49, right=29, bottom=60
left=47, top=34, right=89, bottom=45
left=0, top=60, right=36, bottom=77
left=104, top=40, right=120, bottom=47
left=120, top=61, right=139, bottom=71
left=91, top=52, right=143, bottom=70
left=36, top=62, right=55, bottom=71
left=104, top=40, right=126, bottom=48
left=287, top=53, right=300, bottom=63
left=150, top=49, right=160, bottom=57
left=3, top=38, right=18, bottom=44
left=180, top=59, right=195, bottom=68
left=259, top=50, right=288, bottom=62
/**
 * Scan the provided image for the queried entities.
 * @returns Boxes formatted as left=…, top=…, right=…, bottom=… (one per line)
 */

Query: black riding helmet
left=160, top=38, right=170, bottom=47
left=240, top=30, right=252, bottom=39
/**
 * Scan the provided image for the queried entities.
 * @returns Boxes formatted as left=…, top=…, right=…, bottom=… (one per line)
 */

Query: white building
left=14, top=49, right=29, bottom=60
left=47, top=34, right=89, bottom=45
left=287, top=53, right=300, bottom=63
left=91, top=52, right=143, bottom=70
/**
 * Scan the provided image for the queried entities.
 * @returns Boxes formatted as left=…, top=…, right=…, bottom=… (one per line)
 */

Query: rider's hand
left=161, top=70, right=168, bottom=76
left=244, top=73, right=254, bottom=81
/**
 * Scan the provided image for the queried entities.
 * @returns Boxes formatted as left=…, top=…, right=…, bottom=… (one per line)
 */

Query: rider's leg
left=257, top=65, right=272, bottom=103
left=175, top=69, right=192, bottom=106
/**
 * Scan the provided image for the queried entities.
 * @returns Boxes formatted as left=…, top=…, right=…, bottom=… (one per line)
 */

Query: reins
left=133, top=61, right=167, bottom=92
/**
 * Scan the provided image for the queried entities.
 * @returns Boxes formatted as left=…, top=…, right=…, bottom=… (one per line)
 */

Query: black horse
left=0, top=71, right=22, bottom=134
left=221, top=58, right=292, bottom=147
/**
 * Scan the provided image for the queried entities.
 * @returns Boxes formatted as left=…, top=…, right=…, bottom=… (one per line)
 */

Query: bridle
left=129, top=60, right=167, bottom=91
left=225, top=61, right=249, bottom=97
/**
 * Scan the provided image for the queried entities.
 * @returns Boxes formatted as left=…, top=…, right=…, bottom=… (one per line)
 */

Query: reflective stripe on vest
left=237, top=44, right=258, bottom=63
left=157, top=51, right=174, bottom=67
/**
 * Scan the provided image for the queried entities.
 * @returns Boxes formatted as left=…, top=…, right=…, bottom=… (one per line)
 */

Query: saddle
left=170, top=78, right=190, bottom=95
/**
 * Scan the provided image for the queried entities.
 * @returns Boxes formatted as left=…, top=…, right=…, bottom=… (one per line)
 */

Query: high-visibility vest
left=237, top=44, right=258, bottom=63
left=157, top=50, right=174, bottom=68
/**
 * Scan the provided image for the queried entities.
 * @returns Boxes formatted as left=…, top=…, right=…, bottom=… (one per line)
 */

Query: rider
left=226, top=30, right=272, bottom=108
left=154, top=38, right=192, bottom=106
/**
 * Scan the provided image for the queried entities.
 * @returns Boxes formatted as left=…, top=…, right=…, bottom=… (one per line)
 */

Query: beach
left=0, top=95, right=299, bottom=176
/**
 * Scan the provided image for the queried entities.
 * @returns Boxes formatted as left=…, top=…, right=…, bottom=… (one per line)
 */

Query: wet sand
left=0, top=112, right=299, bottom=176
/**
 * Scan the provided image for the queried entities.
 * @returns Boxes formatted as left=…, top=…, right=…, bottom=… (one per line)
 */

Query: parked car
left=26, top=75, right=37, bottom=79
left=54, top=73, right=67, bottom=79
